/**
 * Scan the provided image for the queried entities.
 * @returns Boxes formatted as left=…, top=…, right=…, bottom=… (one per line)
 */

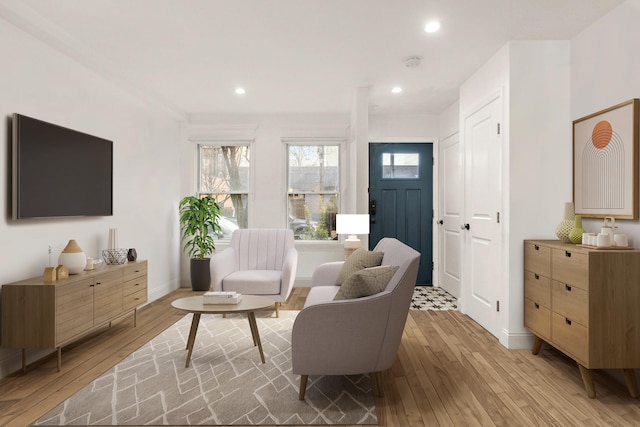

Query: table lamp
left=336, top=214, right=370, bottom=258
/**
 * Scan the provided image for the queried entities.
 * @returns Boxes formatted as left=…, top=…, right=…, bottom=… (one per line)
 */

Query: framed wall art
left=573, top=98, right=639, bottom=219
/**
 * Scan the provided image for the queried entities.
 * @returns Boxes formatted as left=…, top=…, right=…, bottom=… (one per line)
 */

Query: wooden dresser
left=524, top=240, right=640, bottom=398
left=1, top=260, right=147, bottom=372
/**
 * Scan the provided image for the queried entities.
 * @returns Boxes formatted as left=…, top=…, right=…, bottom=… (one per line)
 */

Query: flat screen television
left=12, top=113, right=113, bottom=219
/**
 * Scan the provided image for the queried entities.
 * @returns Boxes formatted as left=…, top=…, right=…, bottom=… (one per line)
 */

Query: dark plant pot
left=190, top=258, right=211, bottom=291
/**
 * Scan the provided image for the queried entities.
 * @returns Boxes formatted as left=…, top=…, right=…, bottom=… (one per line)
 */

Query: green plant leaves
left=179, top=195, right=222, bottom=259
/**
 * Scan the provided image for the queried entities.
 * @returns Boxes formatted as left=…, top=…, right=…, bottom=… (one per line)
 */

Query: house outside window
left=287, top=144, right=339, bottom=240
left=198, top=144, right=250, bottom=239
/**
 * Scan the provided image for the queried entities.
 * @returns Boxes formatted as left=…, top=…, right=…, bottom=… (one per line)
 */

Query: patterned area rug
left=35, top=311, right=377, bottom=426
left=411, top=286, right=457, bottom=310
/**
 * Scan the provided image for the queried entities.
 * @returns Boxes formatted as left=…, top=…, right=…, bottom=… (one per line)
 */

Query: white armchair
left=210, top=228, right=298, bottom=317
left=291, top=238, right=420, bottom=399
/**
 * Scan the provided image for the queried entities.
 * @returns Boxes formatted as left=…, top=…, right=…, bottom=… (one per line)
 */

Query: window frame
left=284, top=139, right=343, bottom=241
left=197, top=141, right=253, bottom=240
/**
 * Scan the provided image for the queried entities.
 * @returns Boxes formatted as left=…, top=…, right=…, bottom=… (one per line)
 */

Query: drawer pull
left=534, top=273, right=540, bottom=280
left=95, top=281, right=102, bottom=285
left=565, top=284, right=572, bottom=292
left=534, top=244, right=540, bottom=250
left=565, top=318, right=572, bottom=326
left=534, top=302, right=540, bottom=309
left=135, top=269, right=140, bottom=273
left=565, top=251, right=572, bottom=258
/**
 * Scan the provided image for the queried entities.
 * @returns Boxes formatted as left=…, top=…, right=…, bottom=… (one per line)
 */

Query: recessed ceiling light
left=392, top=87, right=403, bottom=94
left=424, top=20, right=441, bottom=33
left=235, top=87, right=246, bottom=95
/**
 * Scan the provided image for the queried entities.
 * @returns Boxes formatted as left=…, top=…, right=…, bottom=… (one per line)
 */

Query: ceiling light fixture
left=235, top=87, right=246, bottom=95
left=405, top=56, right=422, bottom=68
left=424, top=20, right=441, bottom=33
left=392, top=87, right=403, bottom=94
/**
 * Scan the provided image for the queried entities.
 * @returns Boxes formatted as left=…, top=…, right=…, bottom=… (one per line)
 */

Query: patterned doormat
left=411, top=286, right=457, bottom=310
left=35, top=311, right=377, bottom=426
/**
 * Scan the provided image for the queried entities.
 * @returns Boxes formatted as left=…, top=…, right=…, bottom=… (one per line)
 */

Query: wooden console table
left=1, top=260, right=147, bottom=372
left=524, top=240, right=640, bottom=398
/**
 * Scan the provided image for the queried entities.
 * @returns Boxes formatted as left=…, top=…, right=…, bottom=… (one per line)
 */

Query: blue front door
left=369, top=143, right=433, bottom=284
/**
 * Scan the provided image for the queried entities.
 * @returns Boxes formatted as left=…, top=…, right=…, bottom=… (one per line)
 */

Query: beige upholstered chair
left=291, top=237, right=420, bottom=399
left=210, top=229, right=298, bottom=317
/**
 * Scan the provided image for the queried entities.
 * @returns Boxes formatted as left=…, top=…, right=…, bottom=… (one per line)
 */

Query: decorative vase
left=555, top=202, right=575, bottom=243
left=568, top=215, right=585, bottom=244
left=58, top=239, right=87, bottom=275
left=127, top=248, right=137, bottom=262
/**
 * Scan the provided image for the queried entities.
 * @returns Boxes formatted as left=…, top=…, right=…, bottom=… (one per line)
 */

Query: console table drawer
left=552, top=312, right=588, bottom=364
left=552, top=280, right=588, bottom=326
left=124, top=289, right=147, bottom=311
left=123, top=276, right=147, bottom=296
left=524, top=298, right=550, bottom=340
left=524, top=271, right=551, bottom=308
left=123, top=261, right=147, bottom=282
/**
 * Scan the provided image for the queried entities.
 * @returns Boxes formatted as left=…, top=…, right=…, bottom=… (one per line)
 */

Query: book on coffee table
left=203, top=291, right=243, bottom=304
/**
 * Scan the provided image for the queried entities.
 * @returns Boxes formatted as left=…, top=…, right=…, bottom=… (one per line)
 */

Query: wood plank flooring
left=1, top=287, right=639, bottom=426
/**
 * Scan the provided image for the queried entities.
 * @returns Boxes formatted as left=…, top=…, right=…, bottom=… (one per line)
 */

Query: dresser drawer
left=524, top=298, right=551, bottom=340
left=552, top=312, right=588, bottom=364
left=551, top=248, right=588, bottom=290
left=524, top=270, right=551, bottom=308
left=552, top=280, right=588, bottom=326
left=524, top=242, right=551, bottom=277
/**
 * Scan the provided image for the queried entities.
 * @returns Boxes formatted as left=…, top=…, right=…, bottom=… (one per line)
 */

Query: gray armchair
left=210, top=228, right=298, bottom=317
left=291, top=237, right=420, bottom=399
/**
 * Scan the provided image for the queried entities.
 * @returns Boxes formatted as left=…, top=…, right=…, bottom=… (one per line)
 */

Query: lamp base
left=344, top=235, right=361, bottom=259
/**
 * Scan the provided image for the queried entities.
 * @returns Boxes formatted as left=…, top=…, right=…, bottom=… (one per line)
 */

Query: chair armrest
left=280, top=247, right=298, bottom=300
left=311, top=261, right=344, bottom=286
left=210, top=248, right=238, bottom=291
left=291, top=293, right=391, bottom=375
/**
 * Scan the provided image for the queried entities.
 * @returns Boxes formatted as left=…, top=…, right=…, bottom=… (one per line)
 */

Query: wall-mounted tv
left=12, top=113, right=113, bottom=219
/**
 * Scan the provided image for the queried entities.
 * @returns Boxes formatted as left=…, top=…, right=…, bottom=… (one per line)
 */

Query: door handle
left=369, top=200, right=377, bottom=216
left=460, top=223, right=470, bottom=230
left=438, top=220, right=443, bottom=225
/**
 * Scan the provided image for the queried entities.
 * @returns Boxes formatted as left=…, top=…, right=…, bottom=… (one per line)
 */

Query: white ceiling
left=1, top=0, right=625, bottom=117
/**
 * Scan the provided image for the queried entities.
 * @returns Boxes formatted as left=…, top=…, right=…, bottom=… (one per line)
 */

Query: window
left=287, top=145, right=339, bottom=240
left=198, top=145, right=250, bottom=239
left=382, top=152, right=420, bottom=179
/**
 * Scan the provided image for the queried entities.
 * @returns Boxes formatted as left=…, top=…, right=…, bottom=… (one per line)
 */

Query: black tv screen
left=12, top=113, right=113, bottom=219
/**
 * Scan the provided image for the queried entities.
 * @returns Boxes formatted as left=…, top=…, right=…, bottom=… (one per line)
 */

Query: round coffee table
left=171, top=295, right=274, bottom=367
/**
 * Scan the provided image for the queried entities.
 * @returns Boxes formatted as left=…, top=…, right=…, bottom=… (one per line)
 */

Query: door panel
left=369, top=143, right=433, bottom=284
left=463, top=95, right=502, bottom=336
left=440, top=133, right=462, bottom=297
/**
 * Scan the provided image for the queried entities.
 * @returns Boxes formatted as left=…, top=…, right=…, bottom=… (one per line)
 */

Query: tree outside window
left=198, top=145, right=249, bottom=239
left=287, top=145, right=339, bottom=240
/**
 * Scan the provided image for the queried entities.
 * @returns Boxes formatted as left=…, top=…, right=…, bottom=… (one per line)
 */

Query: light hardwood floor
left=1, top=287, right=639, bottom=426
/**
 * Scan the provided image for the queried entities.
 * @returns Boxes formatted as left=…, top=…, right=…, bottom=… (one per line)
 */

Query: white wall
left=459, top=40, right=571, bottom=349
left=571, top=0, right=640, bottom=239
left=0, top=17, right=182, bottom=377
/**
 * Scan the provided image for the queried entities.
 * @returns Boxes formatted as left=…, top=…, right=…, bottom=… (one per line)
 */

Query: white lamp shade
left=336, top=214, right=370, bottom=235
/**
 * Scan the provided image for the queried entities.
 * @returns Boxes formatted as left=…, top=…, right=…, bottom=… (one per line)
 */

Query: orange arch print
left=592, top=120, right=613, bottom=149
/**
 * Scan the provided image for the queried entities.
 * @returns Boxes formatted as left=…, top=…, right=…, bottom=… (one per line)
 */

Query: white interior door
left=439, top=132, right=462, bottom=298
left=462, top=94, right=502, bottom=336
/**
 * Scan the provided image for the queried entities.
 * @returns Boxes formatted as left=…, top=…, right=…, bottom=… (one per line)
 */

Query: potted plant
left=179, top=195, right=222, bottom=291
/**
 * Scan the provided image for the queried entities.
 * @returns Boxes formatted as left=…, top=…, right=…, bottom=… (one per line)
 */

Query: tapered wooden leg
left=57, top=347, right=62, bottom=372
left=185, top=313, right=201, bottom=368
left=578, top=364, right=596, bottom=398
left=275, top=302, right=280, bottom=318
left=623, top=369, right=639, bottom=398
left=370, top=372, right=382, bottom=397
left=299, top=375, right=308, bottom=400
left=531, top=335, right=543, bottom=355
left=22, top=349, right=26, bottom=373
left=248, top=312, right=265, bottom=363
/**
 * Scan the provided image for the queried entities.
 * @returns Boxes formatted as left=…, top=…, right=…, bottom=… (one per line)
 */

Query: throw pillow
left=334, top=265, right=399, bottom=300
left=335, top=248, right=384, bottom=285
